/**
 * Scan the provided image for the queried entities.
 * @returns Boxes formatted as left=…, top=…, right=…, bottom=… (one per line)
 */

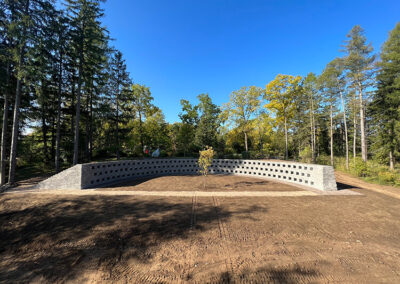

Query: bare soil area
left=1, top=175, right=400, bottom=283
left=99, top=175, right=302, bottom=192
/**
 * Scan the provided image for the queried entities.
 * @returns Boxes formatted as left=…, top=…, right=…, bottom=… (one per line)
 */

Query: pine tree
left=343, top=25, right=376, bottom=162
left=6, top=0, right=57, bottom=184
left=302, top=73, right=319, bottom=162
left=320, top=64, right=340, bottom=166
left=66, top=0, right=108, bottom=164
left=54, top=12, right=69, bottom=172
left=324, top=58, right=349, bottom=169
left=371, top=22, right=400, bottom=169
left=108, top=50, right=131, bottom=159
left=0, top=0, right=11, bottom=185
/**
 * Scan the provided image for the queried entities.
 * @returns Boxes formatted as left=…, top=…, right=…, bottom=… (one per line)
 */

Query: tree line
left=0, top=0, right=399, bottom=186
left=0, top=0, right=136, bottom=185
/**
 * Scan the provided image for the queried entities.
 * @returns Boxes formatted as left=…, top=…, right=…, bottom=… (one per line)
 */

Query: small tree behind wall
left=198, top=146, right=215, bottom=189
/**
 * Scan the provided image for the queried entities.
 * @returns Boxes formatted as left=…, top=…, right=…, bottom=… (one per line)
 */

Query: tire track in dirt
left=180, top=193, right=198, bottom=282
left=190, top=194, right=197, bottom=231
left=212, top=196, right=235, bottom=281
left=111, top=262, right=180, bottom=283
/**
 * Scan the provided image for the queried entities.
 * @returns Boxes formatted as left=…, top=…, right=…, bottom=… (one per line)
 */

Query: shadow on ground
left=216, top=265, right=321, bottom=283
left=336, top=182, right=358, bottom=190
left=0, top=194, right=265, bottom=283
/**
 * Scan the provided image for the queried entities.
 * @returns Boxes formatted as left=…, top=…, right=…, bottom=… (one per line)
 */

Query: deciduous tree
left=223, top=86, right=262, bottom=152
left=264, top=74, right=302, bottom=159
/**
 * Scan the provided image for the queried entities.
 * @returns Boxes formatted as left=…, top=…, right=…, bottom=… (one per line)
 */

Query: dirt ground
left=99, top=175, right=302, bottom=192
left=1, top=174, right=400, bottom=283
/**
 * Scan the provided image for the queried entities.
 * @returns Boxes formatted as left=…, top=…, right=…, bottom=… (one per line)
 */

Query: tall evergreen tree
left=323, top=58, right=349, bottom=168
left=343, top=25, right=376, bottom=162
left=108, top=50, right=130, bottom=159
left=320, top=65, right=340, bottom=166
left=371, top=22, right=400, bottom=169
left=0, top=0, right=12, bottom=185
left=66, top=0, right=107, bottom=164
left=302, top=73, right=320, bottom=162
left=6, top=0, right=57, bottom=184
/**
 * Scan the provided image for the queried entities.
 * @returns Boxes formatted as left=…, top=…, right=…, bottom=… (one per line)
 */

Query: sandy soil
left=98, top=175, right=302, bottom=192
left=1, top=175, right=400, bottom=283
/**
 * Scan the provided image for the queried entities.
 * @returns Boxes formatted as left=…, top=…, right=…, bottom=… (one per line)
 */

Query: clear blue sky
left=101, top=0, right=400, bottom=123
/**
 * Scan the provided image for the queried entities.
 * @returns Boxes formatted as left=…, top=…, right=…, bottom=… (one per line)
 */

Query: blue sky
left=101, top=0, right=400, bottom=123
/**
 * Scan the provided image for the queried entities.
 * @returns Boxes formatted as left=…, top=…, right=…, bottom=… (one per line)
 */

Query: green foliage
left=333, top=156, right=400, bottom=186
left=370, top=23, right=400, bottom=169
left=316, top=154, right=330, bottom=165
left=299, top=146, right=313, bottom=163
left=264, top=74, right=302, bottom=159
left=352, top=158, right=368, bottom=177
left=1, top=1, right=400, bottom=191
left=222, top=86, right=262, bottom=151
left=378, top=171, right=397, bottom=184
left=194, top=94, right=221, bottom=149
left=264, top=74, right=302, bottom=124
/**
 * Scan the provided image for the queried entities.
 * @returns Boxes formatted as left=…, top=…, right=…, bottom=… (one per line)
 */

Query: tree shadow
left=0, top=194, right=266, bottom=283
left=217, top=265, right=320, bottom=283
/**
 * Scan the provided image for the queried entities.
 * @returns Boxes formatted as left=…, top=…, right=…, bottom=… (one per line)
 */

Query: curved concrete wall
left=37, top=158, right=337, bottom=191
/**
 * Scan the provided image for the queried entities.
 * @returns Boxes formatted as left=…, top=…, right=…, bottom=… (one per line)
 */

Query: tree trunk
left=0, top=63, right=10, bottom=185
left=84, top=92, right=90, bottom=162
left=139, top=111, right=144, bottom=152
left=41, top=98, right=49, bottom=162
left=8, top=78, right=22, bottom=185
left=116, top=87, right=120, bottom=160
left=310, top=96, right=316, bottom=163
left=89, top=91, right=93, bottom=161
left=71, top=79, right=75, bottom=160
left=73, top=34, right=84, bottom=165
left=244, top=131, right=248, bottom=152
left=353, top=92, right=357, bottom=165
left=312, top=108, right=316, bottom=162
left=284, top=116, right=288, bottom=159
left=258, top=125, right=263, bottom=156
left=330, top=102, right=334, bottom=166
left=389, top=149, right=394, bottom=170
left=55, top=51, right=63, bottom=173
left=389, top=122, right=395, bottom=170
left=9, top=0, right=30, bottom=184
left=358, top=84, right=367, bottom=162
left=339, top=89, right=349, bottom=170
left=50, top=111, right=56, bottom=163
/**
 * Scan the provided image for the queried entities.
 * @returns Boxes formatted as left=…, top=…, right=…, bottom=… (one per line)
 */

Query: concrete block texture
left=36, top=159, right=338, bottom=191
left=36, top=164, right=83, bottom=190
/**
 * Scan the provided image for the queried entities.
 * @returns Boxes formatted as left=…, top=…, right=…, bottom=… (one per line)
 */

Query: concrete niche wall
left=37, top=158, right=337, bottom=191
